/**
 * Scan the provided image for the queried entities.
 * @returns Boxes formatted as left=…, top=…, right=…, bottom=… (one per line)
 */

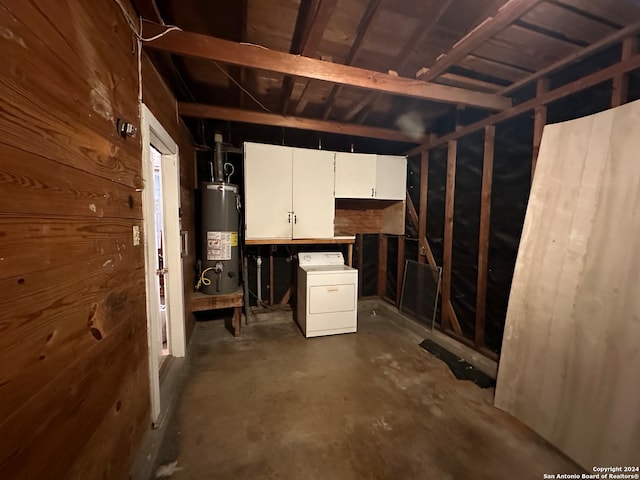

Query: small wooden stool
left=191, top=289, right=244, bottom=337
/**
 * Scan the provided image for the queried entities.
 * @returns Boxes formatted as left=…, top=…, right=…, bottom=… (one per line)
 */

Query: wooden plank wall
left=495, top=100, right=640, bottom=469
left=0, top=1, right=194, bottom=477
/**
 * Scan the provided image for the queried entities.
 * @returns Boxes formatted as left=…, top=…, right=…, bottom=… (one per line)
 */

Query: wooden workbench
left=245, top=236, right=356, bottom=265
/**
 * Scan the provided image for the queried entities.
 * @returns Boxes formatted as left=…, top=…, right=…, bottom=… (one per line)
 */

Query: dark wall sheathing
left=406, top=154, right=421, bottom=238
left=385, top=236, right=399, bottom=302
left=628, top=68, right=640, bottom=102
left=426, top=146, right=447, bottom=265
left=246, top=244, right=354, bottom=307
left=486, top=113, right=533, bottom=353
left=547, top=81, right=614, bottom=124
left=407, top=154, right=421, bottom=231
left=361, top=234, right=379, bottom=297
left=549, top=45, right=621, bottom=89
left=451, top=131, right=484, bottom=340
left=404, top=238, right=418, bottom=265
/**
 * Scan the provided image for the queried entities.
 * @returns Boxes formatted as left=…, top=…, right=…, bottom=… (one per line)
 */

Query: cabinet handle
left=371, top=188, right=375, bottom=197
left=294, top=214, right=297, bottom=224
left=288, top=213, right=291, bottom=224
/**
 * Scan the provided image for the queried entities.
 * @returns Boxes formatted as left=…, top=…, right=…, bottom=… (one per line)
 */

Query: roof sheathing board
left=246, top=0, right=300, bottom=51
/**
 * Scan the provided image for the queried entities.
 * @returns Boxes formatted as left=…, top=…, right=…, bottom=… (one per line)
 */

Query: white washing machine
left=297, top=252, right=358, bottom=338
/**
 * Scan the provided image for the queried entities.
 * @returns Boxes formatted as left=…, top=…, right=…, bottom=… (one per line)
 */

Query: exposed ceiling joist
left=343, top=93, right=374, bottom=122
left=178, top=103, right=424, bottom=143
left=437, top=72, right=503, bottom=92
left=300, top=0, right=337, bottom=56
left=406, top=52, right=640, bottom=155
left=321, top=0, right=384, bottom=119
left=143, top=22, right=512, bottom=111
left=343, top=0, right=455, bottom=123
left=417, top=0, right=544, bottom=83
left=281, top=0, right=337, bottom=114
left=499, top=18, right=640, bottom=95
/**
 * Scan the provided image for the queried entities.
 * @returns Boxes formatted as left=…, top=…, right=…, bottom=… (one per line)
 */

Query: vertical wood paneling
left=474, top=125, right=495, bottom=348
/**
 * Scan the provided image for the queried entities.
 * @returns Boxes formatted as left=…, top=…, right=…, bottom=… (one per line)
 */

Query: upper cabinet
left=244, top=143, right=335, bottom=240
left=334, top=152, right=377, bottom=198
left=245, top=143, right=407, bottom=240
left=335, top=153, right=407, bottom=200
left=374, top=155, right=407, bottom=200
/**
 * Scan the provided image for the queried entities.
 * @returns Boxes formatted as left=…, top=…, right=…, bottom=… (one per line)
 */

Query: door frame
left=141, top=104, right=186, bottom=426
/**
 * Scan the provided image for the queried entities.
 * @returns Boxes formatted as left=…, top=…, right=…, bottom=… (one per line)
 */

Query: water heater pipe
left=256, top=255, right=262, bottom=304
left=214, top=132, right=224, bottom=183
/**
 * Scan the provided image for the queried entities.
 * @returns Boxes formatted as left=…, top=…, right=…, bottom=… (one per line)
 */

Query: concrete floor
left=152, top=301, right=583, bottom=480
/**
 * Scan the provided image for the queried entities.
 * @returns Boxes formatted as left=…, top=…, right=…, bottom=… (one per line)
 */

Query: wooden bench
left=191, top=289, right=244, bottom=337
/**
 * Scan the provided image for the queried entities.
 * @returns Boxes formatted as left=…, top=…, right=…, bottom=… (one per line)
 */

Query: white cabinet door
left=292, top=148, right=335, bottom=238
left=375, top=155, right=407, bottom=200
left=244, top=143, right=292, bottom=239
left=334, top=152, right=376, bottom=198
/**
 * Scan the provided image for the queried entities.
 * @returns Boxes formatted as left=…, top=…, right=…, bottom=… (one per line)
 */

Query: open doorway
left=141, top=105, right=186, bottom=427
left=150, top=144, right=169, bottom=360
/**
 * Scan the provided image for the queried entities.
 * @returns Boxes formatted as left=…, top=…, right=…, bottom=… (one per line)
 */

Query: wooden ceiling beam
left=417, top=0, right=544, bottom=83
left=178, top=103, right=424, bottom=143
left=499, top=18, right=640, bottom=95
left=143, top=22, right=512, bottom=111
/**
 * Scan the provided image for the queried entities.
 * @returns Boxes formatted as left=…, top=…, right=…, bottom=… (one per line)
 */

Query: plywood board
left=495, top=100, right=640, bottom=469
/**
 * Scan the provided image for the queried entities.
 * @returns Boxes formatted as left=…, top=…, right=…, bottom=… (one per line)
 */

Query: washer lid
left=298, top=251, right=345, bottom=266
left=300, top=264, right=356, bottom=273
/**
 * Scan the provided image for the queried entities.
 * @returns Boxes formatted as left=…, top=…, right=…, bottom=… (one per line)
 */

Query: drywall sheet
left=495, top=100, right=640, bottom=469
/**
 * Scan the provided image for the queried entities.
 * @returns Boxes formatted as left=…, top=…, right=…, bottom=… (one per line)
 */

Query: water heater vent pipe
left=214, top=132, right=224, bottom=183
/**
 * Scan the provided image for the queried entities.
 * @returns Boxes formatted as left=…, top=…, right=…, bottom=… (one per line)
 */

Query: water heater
left=199, top=132, right=241, bottom=295
left=200, top=182, right=240, bottom=294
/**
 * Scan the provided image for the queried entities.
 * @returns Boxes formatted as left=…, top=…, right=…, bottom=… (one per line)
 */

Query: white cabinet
left=291, top=147, right=335, bottom=239
left=375, top=155, right=407, bottom=200
left=334, top=153, right=406, bottom=200
left=334, top=152, right=377, bottom=198
left=244, top=143, right=335, bottom=240
left=244, top=143, right=292, bottom=239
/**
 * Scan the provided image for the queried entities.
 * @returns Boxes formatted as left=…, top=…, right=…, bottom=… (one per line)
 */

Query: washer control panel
left=298, top=252, right=345, bottom=267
